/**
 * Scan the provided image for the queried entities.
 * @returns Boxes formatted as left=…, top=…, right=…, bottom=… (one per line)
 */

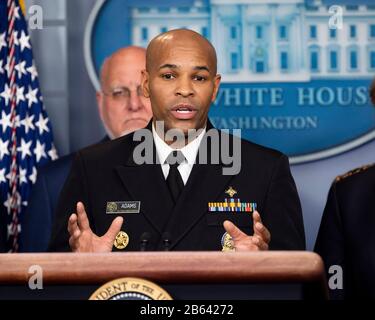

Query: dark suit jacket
left=49, top=122, right=305, bottom=252
left=19, top=153, right=74, bottom=252
left=20, top=137, right=109, bottom=252
left=314, top=164, right=375, bottom=299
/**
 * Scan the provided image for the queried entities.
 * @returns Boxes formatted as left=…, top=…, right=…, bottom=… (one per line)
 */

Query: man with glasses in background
left=20, top=46, right=152, bottom=252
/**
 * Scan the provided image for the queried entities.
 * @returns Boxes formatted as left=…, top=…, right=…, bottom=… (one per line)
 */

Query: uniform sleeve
left=263, top=154, right=306, bottom=250
left=314, top=182, right=345, bottom=300
left=48, top=152, right=90, bottom=252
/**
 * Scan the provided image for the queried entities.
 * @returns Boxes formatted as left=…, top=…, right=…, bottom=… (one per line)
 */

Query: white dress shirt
left=152, top=124, right=206, bottom=185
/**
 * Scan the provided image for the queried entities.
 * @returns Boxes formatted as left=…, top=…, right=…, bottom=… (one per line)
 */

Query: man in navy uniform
left=49, top=29, right=305, bottom=252
left=20, top=46, right=152, bottom=252
left=314, top=79, right=375, bottom=299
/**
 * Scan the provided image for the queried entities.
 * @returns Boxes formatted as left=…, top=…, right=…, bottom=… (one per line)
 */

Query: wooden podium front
left=0, top=251, right=327, bottom=300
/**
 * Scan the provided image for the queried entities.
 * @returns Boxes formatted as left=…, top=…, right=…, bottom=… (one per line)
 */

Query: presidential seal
left=89, top=277, right=173, bottom=300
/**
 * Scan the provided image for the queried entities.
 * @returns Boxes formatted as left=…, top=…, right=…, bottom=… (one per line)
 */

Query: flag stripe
left=8, top=0, right=20, bottom=251
left=0, top=0, right=58, bottom=252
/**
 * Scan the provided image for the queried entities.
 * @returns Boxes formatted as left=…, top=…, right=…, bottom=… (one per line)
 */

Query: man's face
left=97, top=52, right=152, bottom=138
left=142, top=39, right=221, bottom=134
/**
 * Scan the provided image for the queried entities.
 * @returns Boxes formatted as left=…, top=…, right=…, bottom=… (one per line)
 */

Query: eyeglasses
left=103, top=86, right=143, bottom=101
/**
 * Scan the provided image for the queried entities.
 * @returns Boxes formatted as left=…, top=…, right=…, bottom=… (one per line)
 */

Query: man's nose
left=127, top=91, right=143, bottom=111
left=175, top=77, right=194, bottom=98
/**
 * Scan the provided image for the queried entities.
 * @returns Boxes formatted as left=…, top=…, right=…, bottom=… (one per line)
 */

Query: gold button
left=114, top=231, right=129, bottom=250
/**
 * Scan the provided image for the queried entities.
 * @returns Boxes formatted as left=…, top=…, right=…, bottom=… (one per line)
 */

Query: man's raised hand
left=67, top=202, right=123, bottom=252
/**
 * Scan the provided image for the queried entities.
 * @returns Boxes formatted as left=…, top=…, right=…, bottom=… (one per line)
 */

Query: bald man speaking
left=49, top=29, right=305, bottom=252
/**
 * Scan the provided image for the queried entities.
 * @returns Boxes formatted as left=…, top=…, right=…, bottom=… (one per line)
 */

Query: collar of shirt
left=152, top=123, right=206, bottom=184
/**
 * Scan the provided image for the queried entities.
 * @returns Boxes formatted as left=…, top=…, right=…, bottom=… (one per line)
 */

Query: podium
left=0, top=251, right=328, bottom=300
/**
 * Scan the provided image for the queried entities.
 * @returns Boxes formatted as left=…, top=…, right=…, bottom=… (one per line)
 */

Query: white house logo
left=84, top=0, right=375, bottom=164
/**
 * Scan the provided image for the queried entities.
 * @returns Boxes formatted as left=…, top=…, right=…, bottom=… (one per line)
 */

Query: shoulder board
left=335, top=163, right=375, bottom=183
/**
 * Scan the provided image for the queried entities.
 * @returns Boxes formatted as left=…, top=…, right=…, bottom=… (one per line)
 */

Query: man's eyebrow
left=158, top=64, right=210, bottom=72
left=111, top=86, right=130, bottom=91
left=194, top=66, right=210, bottom=72
left=159, top=64, right=178, bottom=70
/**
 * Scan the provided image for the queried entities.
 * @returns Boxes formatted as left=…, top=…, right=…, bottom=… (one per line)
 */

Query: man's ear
left=211, top=74, right=222, bottom=103
left=141, top=69, right=150, bottom=98
left=96, top=91, right=104, bottom=121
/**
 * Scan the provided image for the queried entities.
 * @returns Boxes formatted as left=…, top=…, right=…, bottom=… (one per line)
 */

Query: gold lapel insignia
left=114, top=231, right=129, bottom=250
left=225, top=186, right=237, bottom=198
left=106, top=202, right=118, bottom=213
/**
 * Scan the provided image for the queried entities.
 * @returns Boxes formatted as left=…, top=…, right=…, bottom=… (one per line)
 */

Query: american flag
left=0, top=0, right=58, bottom=252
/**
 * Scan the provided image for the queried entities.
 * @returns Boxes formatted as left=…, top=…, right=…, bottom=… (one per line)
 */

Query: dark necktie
left=166, top=150, right=185, bottom=203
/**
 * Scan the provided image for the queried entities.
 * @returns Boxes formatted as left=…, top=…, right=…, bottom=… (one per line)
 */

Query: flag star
left=14, top=6, right=21, bottom=19
left=4, top=192, right=23, bottom=213
left=48, top=145, right=58, bottom=161
left=0, top=60, right=4, bottom=74
left=3, top=194, right=11, bottom=214
left=17, top=138, right=32, bottom=159
left=16, top=86, right=25, bottom=104
left=34, top=140, right=47, bottom=162
left=7, top=224, right=22, bottom=238
left=29, top=166, right=37, bottom=184
left=0, top=139, right=10, bottom=160
left=6, top=171, right=12, bottom=181
left=12, top=31, right=19, bottom=46
left=18, top=31, right=31, bottom=52
left=4, top=59, right=11, bottom=76
left=0, top=83, right=12, bottom=105
left=25, top=86, right=38, bottom=108
left=6, top=224, right=11, bottom=237
left=20, top=114, right=35, bottom=134
left=14, top=115, right=21, bottom=128
left=35, top=113, right=49, bottom=135
left=0, top=32, right=6, bottom=51
left=27, top=62, right=38, bottom=81
left=7, top=224, right=12, bottom=238
left=15, top=60, right=27, bottom=79
left=3, top=194, right=10, bottom=209
left=0, top=168, right=6, bottom=184
left=0, top=111, right=12, bottom=134
left=18, top=168, right=28, bottom=184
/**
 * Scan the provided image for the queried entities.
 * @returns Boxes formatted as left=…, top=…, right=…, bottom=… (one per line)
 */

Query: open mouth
left=176, top=108, right=193, bottom=114
left=170, top=104, right=197, bottom=120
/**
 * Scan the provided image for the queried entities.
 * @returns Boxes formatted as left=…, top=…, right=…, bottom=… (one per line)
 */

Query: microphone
left=162, top=232, right=171, bottom=251
left=140, top=232, right=151, bottom=251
